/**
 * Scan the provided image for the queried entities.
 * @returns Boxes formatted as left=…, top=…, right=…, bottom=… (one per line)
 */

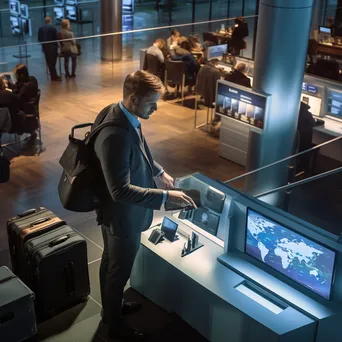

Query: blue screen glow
left=245, top=209, right=336, bottom=300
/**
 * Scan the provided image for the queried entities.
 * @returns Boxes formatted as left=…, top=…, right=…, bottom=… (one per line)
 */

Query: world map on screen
left=246, top=209, right=335, bottom=299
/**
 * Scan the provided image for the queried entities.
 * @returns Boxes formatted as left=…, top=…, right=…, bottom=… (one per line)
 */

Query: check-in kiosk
left=130, top=173, right=342, bottom=342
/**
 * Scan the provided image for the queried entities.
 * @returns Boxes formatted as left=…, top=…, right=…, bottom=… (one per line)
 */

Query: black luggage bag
left=0, top=266, right=37, bottom=342
left=7, top=207, right=66, bottom=278
left=25, top=225, right=90, bottom=317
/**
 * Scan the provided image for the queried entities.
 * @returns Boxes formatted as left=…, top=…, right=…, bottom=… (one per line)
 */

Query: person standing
left=38, top=17, right=61, bottom=81
left=93, top=70, right=196, bottom=341
left=59, top=19, right=78, bottom=78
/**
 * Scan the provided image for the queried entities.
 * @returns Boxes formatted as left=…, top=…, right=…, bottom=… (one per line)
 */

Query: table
left=316, top=42, right=342, bottom=58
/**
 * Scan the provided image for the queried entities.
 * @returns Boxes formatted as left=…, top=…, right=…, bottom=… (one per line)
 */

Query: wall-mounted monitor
left=245, top=208, right=336, bottom=300
left=20, top=4, right=29, bottom=19
left=216, top=80, right=268, bottom=130
left=123, top=0, right=134, bottom=13
left=54, top=7, right=65, bottom=20
left=327, top=89, right=342, bottom=122
left=54, top=0, right=65, bottom=5
left=66, top=5, right=78, bottom=20
left=207, top=44, right=228, bottom=61
left=9, top=0, right=20, bottom=15
left=300, top=94, right=322, bottom=117
left=10, top=15, right=20, bottom=35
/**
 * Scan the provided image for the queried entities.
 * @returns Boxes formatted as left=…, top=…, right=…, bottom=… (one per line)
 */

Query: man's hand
left=167, top=190, right=197, bottom=209
left=159, top=172, right=174, bottom=190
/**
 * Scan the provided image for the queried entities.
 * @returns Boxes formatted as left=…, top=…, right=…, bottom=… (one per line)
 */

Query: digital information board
left=215, top=80, right=268, bottom=130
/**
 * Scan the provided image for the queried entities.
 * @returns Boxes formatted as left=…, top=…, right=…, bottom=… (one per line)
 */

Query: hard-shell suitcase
left=0, top=266, right=37, bottom=342
left=7, top=207, right=66, bottom=276
left=25, top=225, right=90, bottom=317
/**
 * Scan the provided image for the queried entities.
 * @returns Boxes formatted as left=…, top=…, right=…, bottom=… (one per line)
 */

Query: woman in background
left=59, top=19, right=77, bottom=78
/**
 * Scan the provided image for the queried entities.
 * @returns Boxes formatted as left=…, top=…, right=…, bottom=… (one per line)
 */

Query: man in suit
left=94, top=70, right=196, bottom=341
left=225, top=63, right=252, bottom=88
left=38, top=17, right=61, bottom=81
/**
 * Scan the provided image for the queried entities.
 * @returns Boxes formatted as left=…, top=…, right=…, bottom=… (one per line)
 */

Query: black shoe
left=51, top=76, right=61, bottom=82
left=65, top=73, right=71, bottom=79
left=108, top=324, right=147, bottom=341
left=122, top=301, right=142, bottom=315
left=70, top=74, right=76, bottom=78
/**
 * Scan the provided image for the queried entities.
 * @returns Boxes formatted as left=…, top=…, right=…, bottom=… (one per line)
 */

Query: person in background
left=59, top=19, right=78, bottom=78
left=188, top=35, right=203, bottom=53
left=0, top=77, right=25, bottom=134
left=327, top=16, right=336, bottom=36
left=38, top=16, right=61, bottom=81
left=231, top=17, right=249, bottom=56
left=94, top=70, right=196, bottom=340
left=167, top=29, right=180, bottom=48
left=225, top=63, right=251, bottom=88
left=146, top=38, right=166, bottom=63
left=12, top=64, right=38, bottom=114
left=297, top=101, right=316, bottom=173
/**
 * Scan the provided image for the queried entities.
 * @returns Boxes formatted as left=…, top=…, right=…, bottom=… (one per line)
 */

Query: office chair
left=0, top=107, right=20, bottom=156
left=144, top=53, right=165, bottom=81
left=25, top=90, right=43, bottom=155
left=314, top=59, right=340, bottom=81
left=164, top=60, right=186, bottom=105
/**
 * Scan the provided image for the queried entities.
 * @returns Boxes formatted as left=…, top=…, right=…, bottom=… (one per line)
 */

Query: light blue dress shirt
left=119, top=101, right=167, bottom=206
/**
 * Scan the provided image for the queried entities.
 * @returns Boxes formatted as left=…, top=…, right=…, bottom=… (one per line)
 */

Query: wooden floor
left=0, top=57, right=244, bottom=265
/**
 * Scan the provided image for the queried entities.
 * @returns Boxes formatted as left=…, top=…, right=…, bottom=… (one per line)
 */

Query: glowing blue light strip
left=236, top=284, right=283, bottom=315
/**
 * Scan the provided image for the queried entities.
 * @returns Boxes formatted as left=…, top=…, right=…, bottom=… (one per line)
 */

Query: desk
left=313, top=117, right=342, bottom=161
left=316, top=43, right=342, bottom=58
left=210, top=32, right=232, bottom=45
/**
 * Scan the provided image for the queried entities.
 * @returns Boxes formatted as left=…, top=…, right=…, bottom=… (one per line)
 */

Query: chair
left=25, top=90, right=43, bottom=155
left=314, top=59, right=340, bottom=81
left=164, top=59, right=186, bottom=105
left=144, top=53, right=165, bottom=81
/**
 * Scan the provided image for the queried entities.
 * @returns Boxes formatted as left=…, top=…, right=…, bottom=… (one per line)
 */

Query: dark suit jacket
left=225, top=69, right=251, bottom=88
left=232, top=22, right=248, bottom=51
left=195, top=64, right=221, bottom=106
left=298, top=102, right=315, bottom=152
left=14, top=77, right=39, bottom=114
left=38, top=24, right=58, bottom=52
left=94, top=104, right=164, bottom=237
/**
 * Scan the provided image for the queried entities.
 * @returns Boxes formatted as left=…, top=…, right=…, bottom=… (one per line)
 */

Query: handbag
left=0, top=144, right=10, bottom=183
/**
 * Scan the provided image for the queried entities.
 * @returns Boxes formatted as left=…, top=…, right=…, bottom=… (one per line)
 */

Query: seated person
left=189, top=35, right=203, bottom=53
left=146, top=38, right=166, bottom=64
left=167, top=29, right=180, bottom=49
left=0, top=77, right=25, bottom=134
left=12, top=64, right=39, bottom=115
left=225, top=63, right=251, bottom=88
left=172, top=40, right=200, bottom=91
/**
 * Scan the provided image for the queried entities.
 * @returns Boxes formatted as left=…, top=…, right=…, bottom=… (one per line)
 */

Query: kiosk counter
left=130, top=173, right=342, bottom=342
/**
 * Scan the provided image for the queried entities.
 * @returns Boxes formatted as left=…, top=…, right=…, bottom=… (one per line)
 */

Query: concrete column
left=100, top=0, right=122, bottom=61
left=245, top=0, right=314, bottom=204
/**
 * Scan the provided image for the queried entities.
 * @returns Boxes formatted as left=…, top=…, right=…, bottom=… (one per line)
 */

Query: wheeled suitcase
left=25, top=225, right=90, bottom=317
left=0, top=266, right=37, bottom=342
left=7, top=207, right=66, bottom=276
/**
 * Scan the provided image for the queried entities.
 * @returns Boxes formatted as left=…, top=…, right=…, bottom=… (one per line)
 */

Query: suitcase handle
left=30, top=217, right=51, bottom=226
left=19, top=208, right=39, bottom=217
left=49, top=235, right=70, bottom=247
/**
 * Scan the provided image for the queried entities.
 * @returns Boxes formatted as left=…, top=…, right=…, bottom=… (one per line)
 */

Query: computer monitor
left=319, top=26, right=332, bottom=35
left=327, top=89, right=342, bottom=122
left=54, top=7, right=65, bottom=20
left=10, top=16, right=20, bottom=36
left=193, top=208, right=220, bottom=236
left=9, top=0, right=20, bottom=15
left=245, top=208, right=336, bottom=300
left=123, top=0, right=134, bottom=13
left=300, top=94, right=322, bottom=117
left=207, top=44, right=228, bottom=61
left=66, top=5, right=78, bottom=20
left=20, top=4, right=29, bottom=19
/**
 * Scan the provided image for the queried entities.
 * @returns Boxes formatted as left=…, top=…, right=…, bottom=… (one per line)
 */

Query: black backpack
left=58, top=104, right=118, bottom=212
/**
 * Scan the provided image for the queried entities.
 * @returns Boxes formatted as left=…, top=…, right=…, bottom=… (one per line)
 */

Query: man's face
left=131, top=91, right=160, bottom=120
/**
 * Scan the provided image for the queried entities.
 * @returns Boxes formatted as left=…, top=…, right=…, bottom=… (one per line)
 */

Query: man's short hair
left=123, top=70, right=165, bottom=99
left=171, top=29, right=179, bottom=36
left=45, top=16, right=52, bottom=24
left=236, top=63, right=247, bottom=73
left=155, top=38, right=165, bottom=46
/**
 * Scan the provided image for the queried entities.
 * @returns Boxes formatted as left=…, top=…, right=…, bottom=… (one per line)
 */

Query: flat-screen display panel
left=66, top=5, right=77, bottom=20
left=10, top=16, right=20, bottom=35
left=319, top=26, right=332, bottom=35
left=54, top=7, right=65, bottom=20
left=54, top=0, right=65, bottom=5
left=9, top=0, right=20, bottom=15
left=216, top=80, right=267, bottom=129
left=207, top=44, right=228, bottom=61
left=327, top=89, right=342, bottom=121
left=245, top=208, right=336, bottom=300
left=300, top=94, right=322, bottom=117
left=161, top=216, right=178, bottom=242
left=20, top=4, right=29, bottom=18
